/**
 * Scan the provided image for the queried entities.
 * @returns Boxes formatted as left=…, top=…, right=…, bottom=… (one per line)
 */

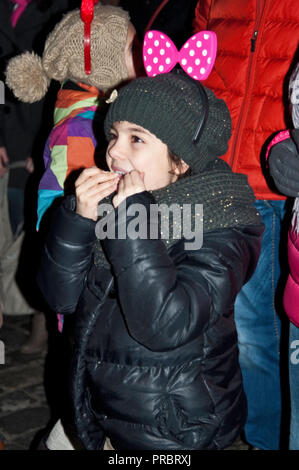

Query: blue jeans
left=234, top=200, right=286, bottom=450
left=289, top=322, right=299, bottom=450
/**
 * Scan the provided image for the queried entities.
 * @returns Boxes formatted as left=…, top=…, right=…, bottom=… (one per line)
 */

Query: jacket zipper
left=229, top=0, right=267, bottom=171
left=251, top=30, right=258, bottom=52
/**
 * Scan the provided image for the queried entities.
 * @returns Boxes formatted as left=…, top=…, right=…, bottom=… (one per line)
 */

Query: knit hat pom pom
left=6, top=52, right=50, bottom=103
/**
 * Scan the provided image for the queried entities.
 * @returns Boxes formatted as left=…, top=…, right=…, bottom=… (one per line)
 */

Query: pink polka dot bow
left=143, top=30, right=217, bottom=81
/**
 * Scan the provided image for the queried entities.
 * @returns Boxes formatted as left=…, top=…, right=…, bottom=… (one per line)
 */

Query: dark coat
left=0, top=0, right=72, bottom=188
left=120, top=0, right=198, bottom=48
left=38, top=192, right=263, bottom=450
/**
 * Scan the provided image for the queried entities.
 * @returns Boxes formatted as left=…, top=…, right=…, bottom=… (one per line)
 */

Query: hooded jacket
left=193, top=0, right=299, bottom=200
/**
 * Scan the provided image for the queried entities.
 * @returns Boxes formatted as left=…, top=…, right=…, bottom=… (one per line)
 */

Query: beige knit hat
left=5, top=5, right=131, bottom=103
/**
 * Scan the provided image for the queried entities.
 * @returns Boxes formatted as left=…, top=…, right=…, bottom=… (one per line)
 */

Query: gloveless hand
left=75, top=166, right=120, bottom=221
left=112, top=170, right=145, bottom=208
left=0, top=147, right=9, bottom=178
left=25, top=156, right=34, bottom=173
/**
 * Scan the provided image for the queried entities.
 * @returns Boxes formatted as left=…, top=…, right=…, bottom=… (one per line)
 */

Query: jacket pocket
left=155, top=393, right=218, bottom=449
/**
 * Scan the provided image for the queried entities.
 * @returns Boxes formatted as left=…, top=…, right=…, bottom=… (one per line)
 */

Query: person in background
left=193, top=0, right=299, bottom=450
left=0, top=0, right=76, bottom=353
left=268, top=61, right=299, bottom=450
left=6, top=2, right=138, bottom=231
left=5, top=1, right=140, bottom=435
left=6, top=2, right=139, bottom=339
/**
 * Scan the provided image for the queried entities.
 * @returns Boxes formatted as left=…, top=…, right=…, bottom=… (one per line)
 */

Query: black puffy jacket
left=38, top=192, right=263, bottom=450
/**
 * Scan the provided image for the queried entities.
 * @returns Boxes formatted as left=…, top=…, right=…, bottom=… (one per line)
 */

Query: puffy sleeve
left=37, top=196, right=96, bottom=313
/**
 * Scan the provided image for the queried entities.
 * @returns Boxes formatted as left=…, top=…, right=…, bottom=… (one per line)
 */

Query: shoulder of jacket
left=170, top=224, right=263, bottom=251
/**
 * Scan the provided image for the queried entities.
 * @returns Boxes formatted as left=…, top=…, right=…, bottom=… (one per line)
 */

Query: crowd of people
left=0, top=0, right=298, bottom=451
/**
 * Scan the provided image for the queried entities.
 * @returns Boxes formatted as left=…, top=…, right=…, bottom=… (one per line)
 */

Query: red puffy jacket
left=193, top=0, right=299, bottom=199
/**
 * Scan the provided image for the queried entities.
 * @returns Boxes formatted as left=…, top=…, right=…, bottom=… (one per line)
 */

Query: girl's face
left=106, top=121, right=189, bottom=190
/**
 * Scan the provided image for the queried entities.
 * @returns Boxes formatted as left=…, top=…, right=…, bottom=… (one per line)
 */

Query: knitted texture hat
left=5, top=5, right=130, bottom=103
left=104, top=72, right=231, bottom=173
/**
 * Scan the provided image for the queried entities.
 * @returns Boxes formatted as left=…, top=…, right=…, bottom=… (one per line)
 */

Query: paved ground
left=0, top=314, right=250, bottom=451
left=0, top=314, right=66, bottom=450
left=0, top=315, right=49, bottom=450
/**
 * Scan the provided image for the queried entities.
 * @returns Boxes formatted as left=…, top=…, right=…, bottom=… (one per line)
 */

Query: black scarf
left=93, top=159, right=261, bottom=269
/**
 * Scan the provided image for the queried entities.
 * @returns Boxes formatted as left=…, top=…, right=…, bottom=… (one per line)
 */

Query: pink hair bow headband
left=143, top=30, right=217, bottom=80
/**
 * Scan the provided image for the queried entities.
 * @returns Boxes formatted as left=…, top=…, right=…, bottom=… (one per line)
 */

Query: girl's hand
left=0, top=147, right=9, bottom=178
left=112, top=170, right=145, bottom=208
left=25, top=156, right=34, bottom=173
left=75, top=166, right=120, bottom=221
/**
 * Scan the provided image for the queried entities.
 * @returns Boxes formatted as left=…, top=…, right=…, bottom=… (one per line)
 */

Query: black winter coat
left=119, top=0, right=198, bottom=48
left=38, top=192, right=263, bottom=450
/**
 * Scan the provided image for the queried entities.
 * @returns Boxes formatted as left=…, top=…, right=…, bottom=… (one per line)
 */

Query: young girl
left=38, top=72, right=264, bottom=450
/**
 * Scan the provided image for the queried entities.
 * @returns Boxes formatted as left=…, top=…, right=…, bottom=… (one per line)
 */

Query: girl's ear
left=174, top=159, right=190, bottom=176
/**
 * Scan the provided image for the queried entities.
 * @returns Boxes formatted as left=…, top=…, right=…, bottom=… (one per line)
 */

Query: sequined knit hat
left=5, top=5, right=131, bottom=103
left=104, top=72, right=231, bottom=173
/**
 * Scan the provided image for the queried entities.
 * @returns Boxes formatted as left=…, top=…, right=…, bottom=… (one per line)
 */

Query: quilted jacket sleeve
left=268, top=130, right=299, bottom=197
left=37, top=196, right=96, bottom=313
left=102, top=191, right=263, bottom=352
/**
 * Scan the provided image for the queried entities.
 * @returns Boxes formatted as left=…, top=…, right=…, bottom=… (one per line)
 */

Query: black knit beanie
left=104, top=72, right=231, bottom=173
